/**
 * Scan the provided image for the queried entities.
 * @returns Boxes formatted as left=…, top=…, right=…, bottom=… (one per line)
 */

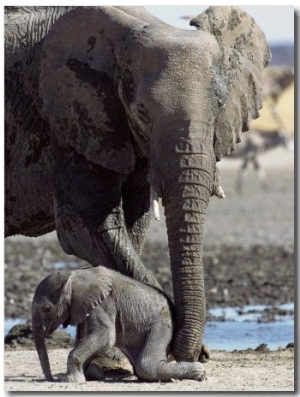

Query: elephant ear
left=66, top=266, right=113, bottom=325
left=40, top=7, right=143, bottom=173
left=190, top=6, right=271, bottom=160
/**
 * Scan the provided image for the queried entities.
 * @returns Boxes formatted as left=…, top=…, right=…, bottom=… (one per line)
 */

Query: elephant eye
left=42, top=304, right=52, bottom=314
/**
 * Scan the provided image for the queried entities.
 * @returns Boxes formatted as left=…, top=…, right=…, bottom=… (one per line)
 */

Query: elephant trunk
left=157, top=128, right=215, bottom=362
left=32, top=310, right=54, bottom=381
left=164, top=194, right=208, bottom=362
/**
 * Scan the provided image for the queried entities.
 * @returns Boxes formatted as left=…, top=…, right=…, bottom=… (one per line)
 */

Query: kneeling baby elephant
left=32, top=266, right=206, bottom=382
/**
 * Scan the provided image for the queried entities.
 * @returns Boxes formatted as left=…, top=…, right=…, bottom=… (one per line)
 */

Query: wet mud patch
left=5, top=238, right=294, bottom=319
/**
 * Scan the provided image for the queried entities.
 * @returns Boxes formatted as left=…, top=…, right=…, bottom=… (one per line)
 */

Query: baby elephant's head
left=31, top=269, right=72, bottom=381
left=32, top=270, right=72, bottom=337
left=31, top=266, right=113, bottom=381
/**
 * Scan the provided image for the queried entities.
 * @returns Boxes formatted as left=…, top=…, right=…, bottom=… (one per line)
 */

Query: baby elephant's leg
left=134, top=322, right=205, bottom=382
left=67, top=314, right=115, bottom=382
left=67, top=335, right=99, bottom=383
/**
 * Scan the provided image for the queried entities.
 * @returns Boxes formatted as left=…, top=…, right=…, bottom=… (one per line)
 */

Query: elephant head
left=31, top=268, right=112, bottom=381
left=39, top=6, right=270, bottom=362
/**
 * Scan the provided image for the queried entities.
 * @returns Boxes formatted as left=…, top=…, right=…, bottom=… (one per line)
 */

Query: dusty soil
left=4, top=147, right=295, bottom=391
left=4, top=347, right=294, bottom=392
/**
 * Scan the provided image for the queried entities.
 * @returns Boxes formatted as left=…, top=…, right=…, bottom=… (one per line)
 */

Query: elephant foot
left=198, top=344, right=210, bottom=363
left=198, top=370, right=207, bottom=382
left=57, top=371, right=86, bottom=383
left=86, top=347, right=133, bottom=379
left=191, top=363, right=207, bottom=382
left=67, top=372, right=86, bottom=383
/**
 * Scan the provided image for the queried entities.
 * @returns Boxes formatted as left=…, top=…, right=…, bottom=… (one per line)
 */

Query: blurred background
left=5, top=6, right=295, bottom=352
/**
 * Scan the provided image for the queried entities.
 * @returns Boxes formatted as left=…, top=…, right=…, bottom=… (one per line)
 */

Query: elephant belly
left=5, top=167, right=55, bottom=237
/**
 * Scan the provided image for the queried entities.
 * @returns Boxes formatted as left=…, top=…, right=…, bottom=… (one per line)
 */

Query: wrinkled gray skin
left=5, top=6, right=271, bottom=362
left=32, top=266, right=205, bottom=382
left=229, top=128, right=291, bottom=191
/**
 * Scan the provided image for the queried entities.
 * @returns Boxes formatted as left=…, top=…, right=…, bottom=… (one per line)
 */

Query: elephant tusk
left=150, top=187, right=161, bottom=221
left=152, top=198, right=161, bottom=221
left=215, top=186, right=226, bottom=199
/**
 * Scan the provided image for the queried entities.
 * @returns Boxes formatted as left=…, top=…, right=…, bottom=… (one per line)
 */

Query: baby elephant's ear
left=68, top=266, right=113, bottom=325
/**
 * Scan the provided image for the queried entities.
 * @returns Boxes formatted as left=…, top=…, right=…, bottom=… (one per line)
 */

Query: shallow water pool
left=5, top=303, right=294, bottom=352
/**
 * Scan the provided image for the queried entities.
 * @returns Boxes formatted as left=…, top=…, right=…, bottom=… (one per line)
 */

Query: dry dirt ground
left=4, top=348, right=294, bottom=392
left=3, top=146, right=295, bottom=392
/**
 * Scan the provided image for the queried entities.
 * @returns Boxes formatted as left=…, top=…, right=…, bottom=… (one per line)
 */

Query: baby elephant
left=32, top=266, right=205, bottom=382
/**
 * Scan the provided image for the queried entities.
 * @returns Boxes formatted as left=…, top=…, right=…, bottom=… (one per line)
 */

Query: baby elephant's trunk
left=32, top=310, right=54, bottom=381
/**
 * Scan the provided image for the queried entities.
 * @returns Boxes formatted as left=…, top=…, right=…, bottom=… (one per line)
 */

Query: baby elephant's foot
left=189, top=362, right=206, bottom=381
left=55, top=372, right=85, bottom=383
left=66, top=371, right=86, bottom=383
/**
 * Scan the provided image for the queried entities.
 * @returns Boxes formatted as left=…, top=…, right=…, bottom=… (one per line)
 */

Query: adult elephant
left=5, top=6, right=271, bottom=363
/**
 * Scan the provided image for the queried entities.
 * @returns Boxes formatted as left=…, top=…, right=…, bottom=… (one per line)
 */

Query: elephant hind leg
left=133, top=323, right=205, bottom=382
left=86, top=347, right=133, bottom=380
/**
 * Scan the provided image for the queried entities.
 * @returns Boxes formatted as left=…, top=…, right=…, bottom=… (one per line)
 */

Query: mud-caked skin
left=6, top=6, right=271, bottom=363
left=32, top=266, right=205, bottom=382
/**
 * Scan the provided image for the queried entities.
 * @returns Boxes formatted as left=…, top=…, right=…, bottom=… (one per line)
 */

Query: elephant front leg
left=52, top=147, right=160, bottom=289
left=67, top=333, right=104, bottom=382
left=67, top=312, right=116, bottom=383
left=100, top=217, right=160, bottom=288
left=122, top=157, right=152, bottom=256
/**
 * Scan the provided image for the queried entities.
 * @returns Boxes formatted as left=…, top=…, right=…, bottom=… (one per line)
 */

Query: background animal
left=32, top=266, right=205, bottom=382
left=228, top=128, right=292, bottom=191
left=262, top=66, right=294, bottom=104
left=228, top=65, right=294, bottom=192
left=5, top=6, right=270, bottom=363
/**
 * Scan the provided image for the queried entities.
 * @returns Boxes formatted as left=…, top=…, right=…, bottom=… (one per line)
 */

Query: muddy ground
left=4, top=147, right=295, bottom=391
left=4, top=238, right=294, bottom=322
